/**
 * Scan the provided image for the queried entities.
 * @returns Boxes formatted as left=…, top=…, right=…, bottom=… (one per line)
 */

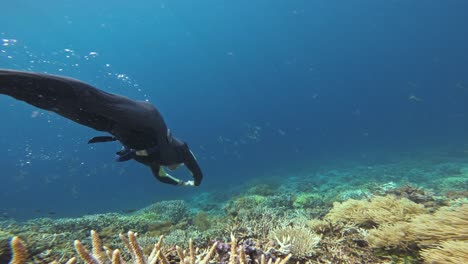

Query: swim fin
left=88, top=136, right=117, bottom=144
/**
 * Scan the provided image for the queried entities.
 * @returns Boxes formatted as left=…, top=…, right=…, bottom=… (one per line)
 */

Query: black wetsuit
left=0, top=69, right=202, bottom=186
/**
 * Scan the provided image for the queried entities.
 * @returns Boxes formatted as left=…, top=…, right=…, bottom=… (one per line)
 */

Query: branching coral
left=9, top=230, right=292, bottom=264
left=162, top=228, right=203, bottom=248
left=73, top=230, right=218, bottom=264
left=224, top=195, right=268, bottom=218
left=9, top=237, right=28, bottom=264
left=227, top=205, right=286, bottom=240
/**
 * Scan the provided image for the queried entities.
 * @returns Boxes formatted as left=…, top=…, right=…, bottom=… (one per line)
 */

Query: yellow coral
left=420, top=240, right=468, bottom=264
left=365, top=203, right=468, bottom=255
left=366, top=222, right=413, bottom=249
left=306, top=219, right=329, bottom=233
left=410, top=204, right=468, bottom=247
left=325, top=195, right=426, bottom=226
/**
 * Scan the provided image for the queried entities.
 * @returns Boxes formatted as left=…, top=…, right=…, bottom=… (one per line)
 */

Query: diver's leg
left=0, top=69, right=113, bottom=131
left=0, top=69, right=76, bottom=111
left=0, top=69, right=165, bottom=134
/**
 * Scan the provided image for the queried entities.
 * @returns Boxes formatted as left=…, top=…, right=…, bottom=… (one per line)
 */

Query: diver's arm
left=183, top=146, right=203, bottom=186
left=150, top=163, right=182, bottom=186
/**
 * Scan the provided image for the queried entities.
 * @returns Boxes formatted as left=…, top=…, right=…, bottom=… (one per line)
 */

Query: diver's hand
left=179, top=180, right=195, bottom=187
left=115, top=148, right=137, bottom=162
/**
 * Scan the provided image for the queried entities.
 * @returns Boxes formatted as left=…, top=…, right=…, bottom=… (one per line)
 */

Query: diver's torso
left=112, top=125, right=158, bottom=150
left=106, top=101, right=187, bottom=167
left=133, top=142, right=187, bottom=166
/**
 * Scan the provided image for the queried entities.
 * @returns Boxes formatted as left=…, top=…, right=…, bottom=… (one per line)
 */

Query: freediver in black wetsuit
left=0, top=69, right=202, bottom=186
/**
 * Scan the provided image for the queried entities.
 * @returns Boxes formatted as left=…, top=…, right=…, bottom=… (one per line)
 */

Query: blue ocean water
left=1, top=0, right=467, bottom=220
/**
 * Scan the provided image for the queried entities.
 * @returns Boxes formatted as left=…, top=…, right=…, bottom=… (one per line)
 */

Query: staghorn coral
left=9, top=236, right=29, bottom=264
left=226, top=206, right=290, bottom=241
left=8, top=230, right=293, bottom=264
left=162, top=228, right=204, bottom=248
left=325, top=195, right=427, bottom=227
left=22, top=211, right=181, bottom=242
left=420, top=240, right=468, bottom=264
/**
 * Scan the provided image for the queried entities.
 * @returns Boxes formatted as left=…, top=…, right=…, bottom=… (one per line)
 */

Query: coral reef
left=324, top=194, right=468, bottom=262
left=291, top=193, right=323, bottom=209
left=224, top=195, right=268, bottom=218
left=192, top=212, right=212, bottom=232
left=2, top=157, right=468, bottom=263
left=245, top=183, right=278, bottom=197
left=9, top=230, right=292, bottom=264
left=225, top=205, right=288, bottom=241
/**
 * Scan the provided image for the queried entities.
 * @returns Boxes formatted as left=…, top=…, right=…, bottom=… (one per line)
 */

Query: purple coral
left=213, top=238, right=272, bottom=264
left=243, top=239, right=264, bottom=263
left=214, top=240, right=231, bottom=262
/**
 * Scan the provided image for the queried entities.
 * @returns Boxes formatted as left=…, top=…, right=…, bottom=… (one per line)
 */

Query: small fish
left=408, top=94, right=422, bottom=102
left=48, top=211, right=57, bottom=215
left=456, top=82, right=466, bottom=90
left=187, top=218, right=194, bottom=226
